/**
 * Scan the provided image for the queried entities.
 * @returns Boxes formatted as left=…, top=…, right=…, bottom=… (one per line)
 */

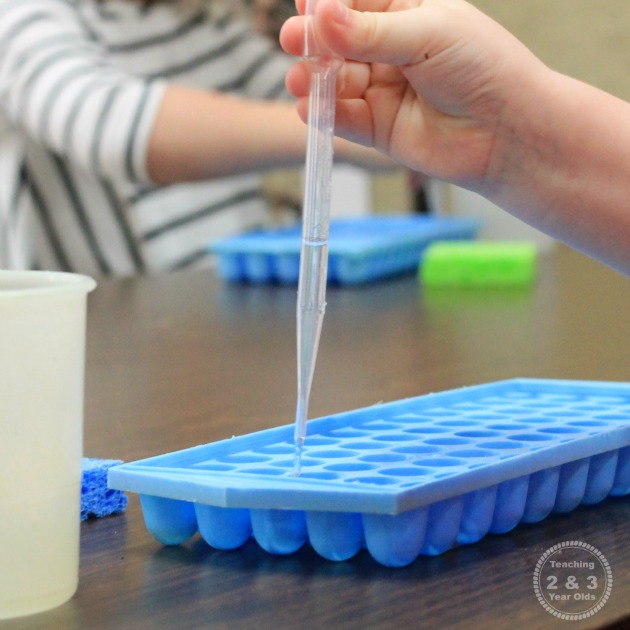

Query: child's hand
left=280, top=0, right=550, bottom=194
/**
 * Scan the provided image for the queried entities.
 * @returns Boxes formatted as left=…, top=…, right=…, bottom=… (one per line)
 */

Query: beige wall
left=474, top=0, right=630, bottom=101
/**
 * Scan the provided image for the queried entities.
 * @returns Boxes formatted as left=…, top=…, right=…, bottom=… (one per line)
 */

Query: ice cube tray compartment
left=108, top=379, right=630, bottom=567
left=209, top=216, right=480, bottom=285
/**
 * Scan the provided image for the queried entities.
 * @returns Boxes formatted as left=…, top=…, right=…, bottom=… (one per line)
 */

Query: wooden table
left=5, top=245, right=630, bottom=629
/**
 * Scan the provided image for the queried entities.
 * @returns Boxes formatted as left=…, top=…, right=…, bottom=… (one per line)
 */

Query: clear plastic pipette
left=293, top=1, right=341, bottom=475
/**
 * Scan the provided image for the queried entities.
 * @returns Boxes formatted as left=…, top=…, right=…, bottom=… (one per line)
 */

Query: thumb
left=315, top=0, right=455, bottom=67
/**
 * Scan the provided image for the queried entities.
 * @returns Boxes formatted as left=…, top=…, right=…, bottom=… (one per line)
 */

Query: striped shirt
left=0, top=0, right=293, bottom=276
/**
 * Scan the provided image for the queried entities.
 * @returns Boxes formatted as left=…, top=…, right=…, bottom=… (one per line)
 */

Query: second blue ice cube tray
left=209, top=216, right=480, bottom=285
left=108, top=379, right=630, bottom=567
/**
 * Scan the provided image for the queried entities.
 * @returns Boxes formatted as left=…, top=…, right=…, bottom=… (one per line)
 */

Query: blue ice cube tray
left=209, top=216, right=480, bottom=285
left=108, top=379, right=630, bottom=567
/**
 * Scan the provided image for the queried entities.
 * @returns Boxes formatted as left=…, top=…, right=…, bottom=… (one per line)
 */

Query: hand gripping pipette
left=293, top=1, right=342, bottom=475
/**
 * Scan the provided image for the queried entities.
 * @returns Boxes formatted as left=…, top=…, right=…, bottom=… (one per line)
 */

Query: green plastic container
left=420, top=241, right=537, bottom=287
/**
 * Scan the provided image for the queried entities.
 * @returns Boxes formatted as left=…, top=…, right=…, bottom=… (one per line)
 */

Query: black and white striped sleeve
left=0, top=0, right=165, bottom=185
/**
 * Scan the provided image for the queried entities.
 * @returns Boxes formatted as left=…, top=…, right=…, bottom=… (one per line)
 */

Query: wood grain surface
left=4, top=245, right=630, bottom=630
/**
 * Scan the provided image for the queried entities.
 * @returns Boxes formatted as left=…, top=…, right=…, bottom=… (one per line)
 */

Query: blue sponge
left=81, top=458, right=128, bottom=521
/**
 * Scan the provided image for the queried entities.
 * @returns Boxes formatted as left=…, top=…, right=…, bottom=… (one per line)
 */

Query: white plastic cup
left=0, top=271, right=96, bottom=620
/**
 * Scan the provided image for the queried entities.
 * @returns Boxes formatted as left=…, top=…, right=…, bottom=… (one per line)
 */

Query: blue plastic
left=107, top=379, right=630, bottom=566
left=209, top=216, right=480, bottom=285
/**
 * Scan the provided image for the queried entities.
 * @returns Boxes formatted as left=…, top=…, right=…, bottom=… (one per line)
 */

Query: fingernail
left=332, top=0, right=351, bottom=25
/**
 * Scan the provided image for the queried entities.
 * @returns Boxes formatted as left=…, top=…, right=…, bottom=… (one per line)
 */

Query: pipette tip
left=292, top=437, right=305, bottom=477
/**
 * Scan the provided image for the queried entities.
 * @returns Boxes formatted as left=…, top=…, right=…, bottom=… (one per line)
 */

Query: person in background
left=0, top=0, right=389, bottom=277
left=281, top=0, right=630, bottom=277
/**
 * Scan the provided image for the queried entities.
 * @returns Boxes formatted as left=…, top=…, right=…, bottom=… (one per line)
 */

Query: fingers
left=279, top=15, right=306, bottom=58
left=296, top=0, right=388, bottom=11
left=291, top=88, right=377, bottom=149
left=313, top=0, right=455, bottom=67
left=285, top=60, right=311, bottom=97
left=281, top=1, right=436, bottom=63
left=334, top=97, right=377, bottom=147
left=286, top=58, right=371, bottom=99
left=285, top=51, right=377, bottom=149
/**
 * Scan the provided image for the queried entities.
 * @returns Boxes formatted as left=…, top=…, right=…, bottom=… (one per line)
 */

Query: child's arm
left=281, top=0, right=630, bottom=275
left=0, top=1, right=390, bottom=188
